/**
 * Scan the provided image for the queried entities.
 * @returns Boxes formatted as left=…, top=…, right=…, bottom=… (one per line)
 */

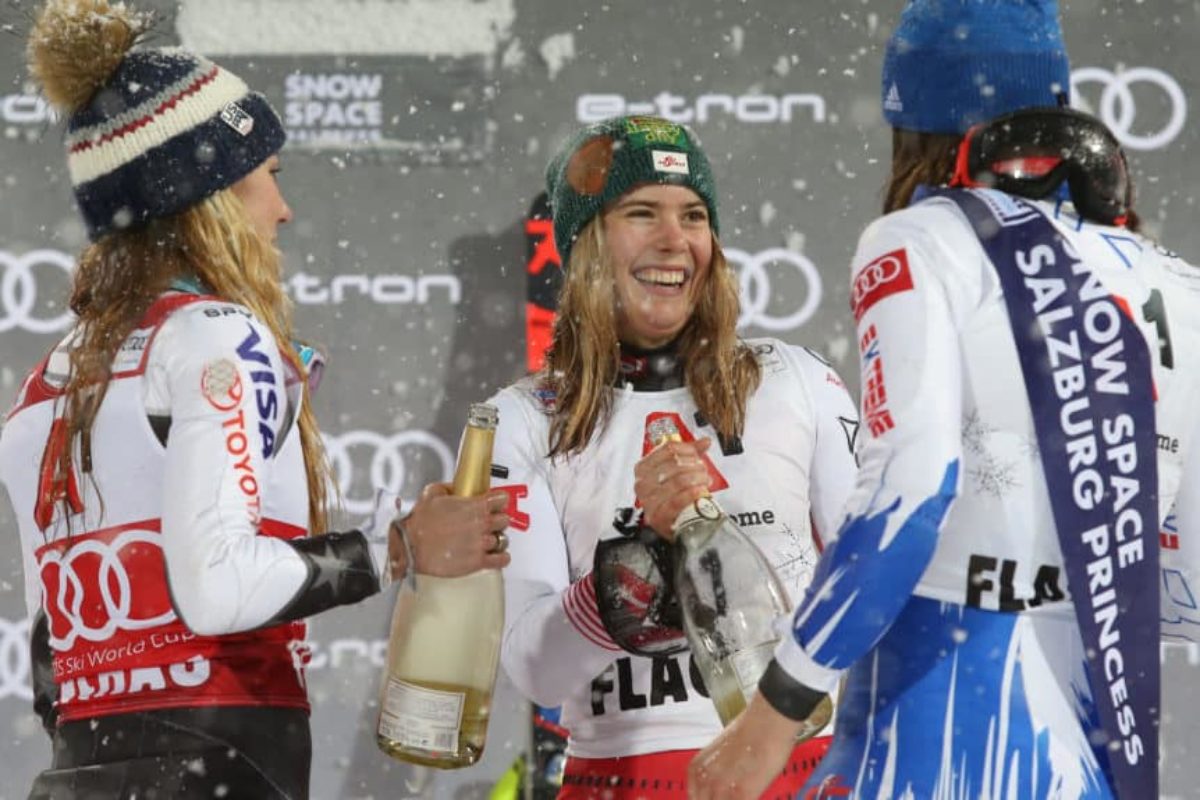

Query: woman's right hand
left=395, top=483, right=511, bottom=578
left=633, top=438, right=713, bottom=541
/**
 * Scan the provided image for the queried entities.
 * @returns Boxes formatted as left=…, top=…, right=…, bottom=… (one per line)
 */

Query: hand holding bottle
left=377, top=403, right=506, bottom=769
left=394, top=483, right=511, bottom=579
left=633, top=437, right=713, bottom=540
left=687, top=691, right=801, bottom=800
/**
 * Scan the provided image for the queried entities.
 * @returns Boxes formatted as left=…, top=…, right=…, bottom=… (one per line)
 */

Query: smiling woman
left=605, top=185, right=713, bottom=349
left=482, top=115, right=860, bottom=799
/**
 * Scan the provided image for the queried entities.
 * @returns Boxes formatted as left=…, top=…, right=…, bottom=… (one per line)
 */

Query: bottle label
left=729, top=640, right=777, bottom=699
left=378, top=678, right=465, bottom=753
left=672, top=496, right=723, bottom=532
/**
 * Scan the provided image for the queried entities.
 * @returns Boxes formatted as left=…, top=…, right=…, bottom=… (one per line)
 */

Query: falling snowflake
left=969, top=454, right=1020, bottom=499
left=961, top=410, right=996, bottom=455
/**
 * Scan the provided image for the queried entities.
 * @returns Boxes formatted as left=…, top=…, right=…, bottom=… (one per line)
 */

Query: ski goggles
left=292, top=340, right=326, bottom=395
left=950, top=107, right=1131, bottom=226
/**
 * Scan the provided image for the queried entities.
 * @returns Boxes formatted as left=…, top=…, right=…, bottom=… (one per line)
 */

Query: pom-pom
left=26, top=0, right=149, bottom=113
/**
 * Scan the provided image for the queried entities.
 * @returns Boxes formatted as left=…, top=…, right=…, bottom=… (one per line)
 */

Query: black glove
left=592, top=526, right=688, bottom=657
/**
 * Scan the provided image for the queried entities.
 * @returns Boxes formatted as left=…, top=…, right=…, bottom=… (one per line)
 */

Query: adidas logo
left=884, top=83, right=903, bottom=113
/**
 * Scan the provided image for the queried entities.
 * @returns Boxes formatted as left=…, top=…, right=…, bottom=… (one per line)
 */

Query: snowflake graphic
left=961, top=410, right=997, bottom=455
left=1019, top=433, right=1040, bottom=461
left=969, top=454, right=1020, bottom=499
left=774, top=523, right=817, bottom=586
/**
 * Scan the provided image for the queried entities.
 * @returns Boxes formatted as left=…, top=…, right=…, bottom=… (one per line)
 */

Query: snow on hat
left=28, top=1, right=286, bottom=240
left=881, top=0, right=1071, bottom=134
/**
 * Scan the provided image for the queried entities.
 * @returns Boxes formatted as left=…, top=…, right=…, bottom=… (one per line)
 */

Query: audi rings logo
left=726, top=247, right=822, bottom=332
left=323, top=429, right=455, bottom=516
left=1, top=249, right=75, bottom=334
left=1071, top=66, right=1187, bottom=151
left=39, top=531, right=176, bottom=650
left=0, top=616, right=32, bottom=701
left=852, top=253, right=904, bottom=306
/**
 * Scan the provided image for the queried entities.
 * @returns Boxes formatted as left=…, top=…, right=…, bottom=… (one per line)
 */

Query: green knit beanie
left=544, top=115, right=719, bottom=267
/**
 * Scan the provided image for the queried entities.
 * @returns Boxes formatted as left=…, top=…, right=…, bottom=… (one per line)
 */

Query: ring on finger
left=488, top=530, right=509, bottom=554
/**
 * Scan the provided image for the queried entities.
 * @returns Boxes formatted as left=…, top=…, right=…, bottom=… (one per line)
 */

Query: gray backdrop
left=1, top=1, right=1197, bottom=797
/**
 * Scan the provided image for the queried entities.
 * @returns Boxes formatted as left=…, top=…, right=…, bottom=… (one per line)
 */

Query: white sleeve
left=493, top=388, right=622, bottom=708
left=154, top=303, right=369, bottom=635
left=1163, top=407, right=1200, bottom=640
left=788, top=346, right=860, bottom=547
left=772, top=212, right=965, bottom=691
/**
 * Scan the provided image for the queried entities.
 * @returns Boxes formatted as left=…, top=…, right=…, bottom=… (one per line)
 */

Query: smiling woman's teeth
left=638, top=268, right=685, bottom=286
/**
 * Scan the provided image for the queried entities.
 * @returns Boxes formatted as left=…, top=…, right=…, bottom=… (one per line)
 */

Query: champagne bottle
left=648, top=417, right=832, bottom=736
left=376, top=403, right=504, bottom=768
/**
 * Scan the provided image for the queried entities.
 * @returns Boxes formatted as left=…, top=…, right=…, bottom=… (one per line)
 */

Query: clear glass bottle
left=376, top=403, right=504, bottom=768
left=648, top=417, right=832, bottom=734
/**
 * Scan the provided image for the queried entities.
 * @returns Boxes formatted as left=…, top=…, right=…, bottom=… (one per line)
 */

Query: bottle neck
left=453, top=425, right=495, bottom=497
left=672, top=496, right=723, bottom=542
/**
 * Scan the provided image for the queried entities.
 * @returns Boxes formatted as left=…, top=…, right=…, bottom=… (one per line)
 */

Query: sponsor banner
left=322, top=429, right=456, bottom=516
left=1071, top=65, right=1187, bottom=152
left=576, top=91, right=827, bottom=125
left=214, top=55, right=493, bottom=162
left=0, top=249, right=76, bottom=335
left=284, top=271, right=461, bottom=306
left=728, top=247, right=823, bottom=333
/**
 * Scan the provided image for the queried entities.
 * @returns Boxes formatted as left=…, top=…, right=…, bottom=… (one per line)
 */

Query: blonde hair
left=542, top=217, right=761, bottom=458
left=56, top=190, right=332, bottom=534
left=28, top=0, right=330, bottom=533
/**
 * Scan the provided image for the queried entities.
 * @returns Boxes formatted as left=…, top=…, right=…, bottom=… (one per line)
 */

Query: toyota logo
left=1071, top=66, right=1187, bottom=152
left=726, top=247, right=822, bottom=332
left=38, top=530, right=177, bottom=650
left=323, top=429, right=455, bottom=516
left=0, top=615, right=32, bottom=701
left=0, top=249, right=75, bottom=334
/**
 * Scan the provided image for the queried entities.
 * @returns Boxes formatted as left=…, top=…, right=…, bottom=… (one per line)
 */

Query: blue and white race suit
left=771, top=193, right=1200, bottom=799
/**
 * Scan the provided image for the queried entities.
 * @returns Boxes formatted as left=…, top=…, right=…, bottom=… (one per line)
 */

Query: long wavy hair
left=55, top=189, right=332, bottom=533
left=882, top=128, right=961, bottom=214
left=542, top=216, right=761, bottom=458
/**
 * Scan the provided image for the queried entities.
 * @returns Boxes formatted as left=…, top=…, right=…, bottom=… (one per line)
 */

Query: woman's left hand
left=633, top=437, right=713, bottom=540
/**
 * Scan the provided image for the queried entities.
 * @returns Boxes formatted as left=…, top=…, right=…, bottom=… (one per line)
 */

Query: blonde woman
left=0, top=2, right=509, bottom=798
left=487, top=115, right=858, bottom=799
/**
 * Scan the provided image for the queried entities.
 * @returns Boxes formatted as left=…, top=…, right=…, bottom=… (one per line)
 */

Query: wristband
left=758, top=658, right=827, bottom=722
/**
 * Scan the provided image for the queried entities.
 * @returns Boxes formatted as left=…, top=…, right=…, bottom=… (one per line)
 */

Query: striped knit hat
left=65, top=48, right=285, bottom=240
left=26, top=1, right=284, bottom=240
